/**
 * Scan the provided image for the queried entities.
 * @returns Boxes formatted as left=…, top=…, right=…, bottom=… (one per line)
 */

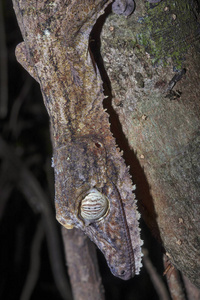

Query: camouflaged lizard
left=13, top=0, right=145, bottom=280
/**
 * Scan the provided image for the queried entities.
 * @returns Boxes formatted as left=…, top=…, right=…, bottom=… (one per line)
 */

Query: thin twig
left=143, top=249, right=170, bottom=300
left=9, top=77, right=33, bottom=137
left=163, top=254, right=186, bottom=300
left=20, top=219, right=44, bottom=300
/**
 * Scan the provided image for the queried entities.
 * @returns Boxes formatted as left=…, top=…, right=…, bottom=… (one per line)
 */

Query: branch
left=62, top=227, right=105, bottom=300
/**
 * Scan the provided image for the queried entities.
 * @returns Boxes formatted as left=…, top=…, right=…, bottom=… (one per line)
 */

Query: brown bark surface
left=100, top=0, right=200, bottom=288
left=62, top=227, right=105, bottom=300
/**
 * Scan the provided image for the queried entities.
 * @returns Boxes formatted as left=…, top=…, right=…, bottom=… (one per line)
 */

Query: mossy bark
left=101, top=0, right=200, bottom=288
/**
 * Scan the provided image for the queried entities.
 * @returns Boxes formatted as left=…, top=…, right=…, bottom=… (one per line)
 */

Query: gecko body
left=13, top=0, right=146, bottom=279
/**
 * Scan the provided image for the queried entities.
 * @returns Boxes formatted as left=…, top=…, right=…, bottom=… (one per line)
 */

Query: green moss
left=137, top=0, right=200, bottom=68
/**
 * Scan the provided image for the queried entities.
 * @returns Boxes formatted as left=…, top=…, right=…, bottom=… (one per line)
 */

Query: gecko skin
left=14, top=0, right=143, bottom=279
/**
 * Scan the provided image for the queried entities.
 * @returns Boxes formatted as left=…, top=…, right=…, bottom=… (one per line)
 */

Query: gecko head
left=54, top=136, right=143, bottom=280
left=76, top=184, right=142, bottom=280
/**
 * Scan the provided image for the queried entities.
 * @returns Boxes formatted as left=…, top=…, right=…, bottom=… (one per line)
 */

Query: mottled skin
left=13, top=0, right=142, bottom=279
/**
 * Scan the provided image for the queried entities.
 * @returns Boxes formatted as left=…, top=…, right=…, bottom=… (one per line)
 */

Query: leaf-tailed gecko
left=11, top=0, right=166, bottom=280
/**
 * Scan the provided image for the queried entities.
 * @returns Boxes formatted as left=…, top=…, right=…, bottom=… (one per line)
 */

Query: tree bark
left=62, top=227, right=105, bottom=300
left=100, top=0, right=200, bottom=288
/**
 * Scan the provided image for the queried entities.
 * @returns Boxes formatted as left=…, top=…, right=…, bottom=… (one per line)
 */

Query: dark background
left=0, top=1, right=169, bottom=299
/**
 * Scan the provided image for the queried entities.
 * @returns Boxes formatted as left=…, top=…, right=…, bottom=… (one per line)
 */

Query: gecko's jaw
left=110, top=264, right=135, bottom=280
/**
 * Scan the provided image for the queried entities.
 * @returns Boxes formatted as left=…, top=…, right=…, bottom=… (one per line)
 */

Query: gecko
left=13, top=0, right=146, bottom=280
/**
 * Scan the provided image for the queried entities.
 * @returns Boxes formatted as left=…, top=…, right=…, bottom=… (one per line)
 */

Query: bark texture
left=100, top=0, right=200, bottom=288
left=62, top=227, right=105, bottom=300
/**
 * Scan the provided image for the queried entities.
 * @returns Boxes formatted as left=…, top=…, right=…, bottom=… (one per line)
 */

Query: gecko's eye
left=80, top=188, right=109, bottom=224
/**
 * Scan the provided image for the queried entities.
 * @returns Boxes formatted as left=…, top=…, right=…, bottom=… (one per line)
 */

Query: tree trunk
left=100, top=0, right=200, bottom=288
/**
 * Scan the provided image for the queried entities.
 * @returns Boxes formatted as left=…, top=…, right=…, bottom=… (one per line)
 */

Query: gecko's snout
left=109, top=263, right=135, bottom=281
